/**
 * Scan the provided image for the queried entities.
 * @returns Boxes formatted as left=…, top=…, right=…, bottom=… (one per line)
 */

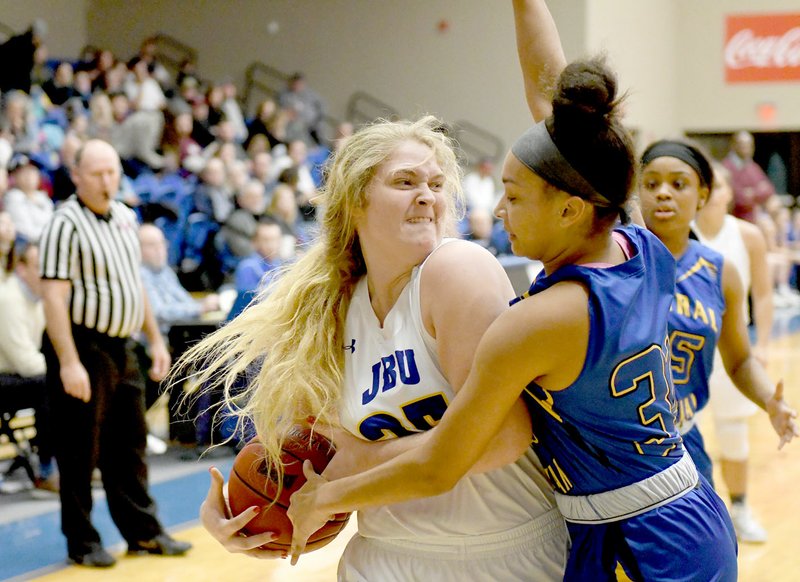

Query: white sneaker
left=773, top=291, right=791, bottom=309
left=146, top=433, right=168, bottom=455
left=730, top=503, right=768, bottom=543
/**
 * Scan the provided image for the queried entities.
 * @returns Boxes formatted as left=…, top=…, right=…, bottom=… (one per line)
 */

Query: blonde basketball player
left=183, top=117, right=568, bottom=581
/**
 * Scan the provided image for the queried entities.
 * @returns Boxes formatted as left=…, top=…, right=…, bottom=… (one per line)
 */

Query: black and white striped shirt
left=39, top=196, right=144, bottom=338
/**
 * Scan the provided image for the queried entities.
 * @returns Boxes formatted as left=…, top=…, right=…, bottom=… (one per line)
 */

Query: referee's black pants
left=43, top=326, right=163, bottom=555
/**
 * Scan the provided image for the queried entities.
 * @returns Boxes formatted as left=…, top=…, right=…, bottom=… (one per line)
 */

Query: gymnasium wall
left=586, top=1, right=680, bottom=146
left=676, top=0, right=800, bottom=134
left=0, top=0, right=87, bottom=60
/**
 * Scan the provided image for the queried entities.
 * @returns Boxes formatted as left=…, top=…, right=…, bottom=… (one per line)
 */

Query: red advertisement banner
left=725, top=13, right=800, bottom=83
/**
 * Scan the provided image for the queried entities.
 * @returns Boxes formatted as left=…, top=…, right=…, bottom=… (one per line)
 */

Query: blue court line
left=0, top=459, right=233, bottom=580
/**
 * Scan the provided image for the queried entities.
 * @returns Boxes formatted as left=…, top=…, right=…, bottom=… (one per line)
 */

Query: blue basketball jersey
left=668, top=240, right=726, bottom=428
left=516, top=224, right=684, bottom=495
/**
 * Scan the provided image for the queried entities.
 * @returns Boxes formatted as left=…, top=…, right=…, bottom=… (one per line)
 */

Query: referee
left=39, top=140, right=191, bottom=568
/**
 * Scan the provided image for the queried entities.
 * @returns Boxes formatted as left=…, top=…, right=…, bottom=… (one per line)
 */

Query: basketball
left=227, top=427, right=351, bottom=553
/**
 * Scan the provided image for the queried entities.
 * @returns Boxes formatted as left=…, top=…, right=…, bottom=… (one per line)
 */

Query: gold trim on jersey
left=676, top=256, right=718, bottom=284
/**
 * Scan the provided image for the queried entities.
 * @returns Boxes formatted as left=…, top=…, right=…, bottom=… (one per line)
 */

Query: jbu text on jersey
left=362, top=349, right=420, bottom=405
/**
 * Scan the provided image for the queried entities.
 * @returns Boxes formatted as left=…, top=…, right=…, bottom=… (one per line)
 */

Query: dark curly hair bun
left=546, top=55, right=634, bottom=225
left=552, top=57, right=618, bottom=130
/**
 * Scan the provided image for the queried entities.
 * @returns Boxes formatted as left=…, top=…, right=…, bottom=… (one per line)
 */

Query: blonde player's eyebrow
left=390, top=168, right=420, bottom=179
left=392, top=167, right=445, bottom=179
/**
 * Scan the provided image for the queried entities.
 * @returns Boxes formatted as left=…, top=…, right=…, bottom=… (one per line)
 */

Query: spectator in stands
left=245, top=98, right=284, bottom=150
left=109, top=91, right=166, bottom=172
left=210, top=118, right=247, bottom=162
left=135, top=37, right=172, bottom=91
left=758, top=202, right=800, bottom=309
left=87, top=49, right=116, bottom=92
left=139, top=222, right=220, bottom=449
left=87, top=92, right=114, bottom=141
left=462, top=157, right=498, bottom=213
left=99, top=59, right=128, bottom=95
left=277, top=72, right=326, bottom=145
left=30, top=42, right=51, bottom=89
left=191, top=98, right=216, bottom=148
left=63, top=104, right=89, bottom=142
left=490, top=219, right=512, bottom=257
left=1, top=91, right=40, bottom=154
left=219, top=179, right=267, bottom=261
left=73, top=71, right=93, bottom=111
left=175, top=57, right=199, bottom=91
left=126, top=58, right=167, bottom=113
left=4, top=154, right=53, bottom=243
left=194, top=157, right=234, bottom=223
left=244, top=133, right=270, bottom=159
left=0, top=242, right=57, bottom=492
left=271, top=140, right=317, bottom=215
left=250, top=151, right=276, bottom=196
left=723, top=131, right=777, bottom=224
left=140, top=223, right=219, bottom=332
left=50, top=134, right=82, bottom=202
left=220, top=81, right=247, bottom=144
left=226, top=158, right=250, bottom=196
left=0, top=19, right=47, bottom=94
left=175, top=75, right=202, bottom=110
left=178, top=113, right=205, bottom=173
left=309, top=120, right=353, bottom=188
left=265, top=183, right=304, bottom=259
left=42, top=62, right=76, bottom=107
left=227, top=218, right=283, bottom=319
left=205, top=85, right=226, bottom=128
left=465, top=207, right=500, bottom=256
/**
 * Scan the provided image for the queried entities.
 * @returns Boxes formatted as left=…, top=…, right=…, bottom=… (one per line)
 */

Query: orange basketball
left=227, top=428, right=351, bottom=553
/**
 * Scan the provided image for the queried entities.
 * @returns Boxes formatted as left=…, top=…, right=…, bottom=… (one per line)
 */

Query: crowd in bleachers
left=0, top=34, right=353, bottom=297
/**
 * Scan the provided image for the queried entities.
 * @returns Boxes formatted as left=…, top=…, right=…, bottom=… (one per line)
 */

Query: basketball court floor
left=2, top=310, right=799, bottom=581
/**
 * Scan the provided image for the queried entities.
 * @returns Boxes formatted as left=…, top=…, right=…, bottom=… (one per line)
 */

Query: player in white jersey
left=335, top=238, right=565, bottom=581
left=180, top=117, right=568, bottom=581
left=694, top=162, right=773, bottom=542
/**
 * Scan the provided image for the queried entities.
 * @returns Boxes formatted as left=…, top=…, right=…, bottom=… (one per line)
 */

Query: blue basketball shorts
left=563, top=477, right=737, bottom=581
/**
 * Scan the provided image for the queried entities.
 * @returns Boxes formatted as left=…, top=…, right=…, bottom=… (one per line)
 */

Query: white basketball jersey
left=694, top=214, right=759, bottom=420
left=695, top=215, right=751, bottom=316
left=338, top=239, right=557, bottom=541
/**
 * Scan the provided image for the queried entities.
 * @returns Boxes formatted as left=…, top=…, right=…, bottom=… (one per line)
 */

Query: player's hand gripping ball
left=227, top=428, right=351, bottom=553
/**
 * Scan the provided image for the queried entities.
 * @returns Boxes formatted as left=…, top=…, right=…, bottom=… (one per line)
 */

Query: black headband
left=511, top=122, right=611, bottom=207
left=640, top=141, right=713, bottom=190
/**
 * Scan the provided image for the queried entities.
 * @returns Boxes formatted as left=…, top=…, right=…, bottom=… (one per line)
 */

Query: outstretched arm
left=288, top=282, right=591, bottom=562
left=717, top=259, right=798, bottom=448
left=513, top=0, right=567, bottom=121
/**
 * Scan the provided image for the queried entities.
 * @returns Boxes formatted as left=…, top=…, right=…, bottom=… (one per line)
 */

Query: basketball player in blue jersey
left=286, top=3, right=745, bottom=580
left=639, top=141, right=798, bottom=486
left=182, top=117, right=569, bottom=580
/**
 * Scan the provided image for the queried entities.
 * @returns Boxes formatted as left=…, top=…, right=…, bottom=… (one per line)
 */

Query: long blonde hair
left=173, top=116, right=464, bottom=478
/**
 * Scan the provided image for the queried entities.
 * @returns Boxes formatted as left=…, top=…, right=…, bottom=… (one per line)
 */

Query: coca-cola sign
left=725, top=14, right=800, bottom=82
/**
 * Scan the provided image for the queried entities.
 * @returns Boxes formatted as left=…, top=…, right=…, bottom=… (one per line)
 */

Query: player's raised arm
left=513, top=0, right=567, bottom=121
